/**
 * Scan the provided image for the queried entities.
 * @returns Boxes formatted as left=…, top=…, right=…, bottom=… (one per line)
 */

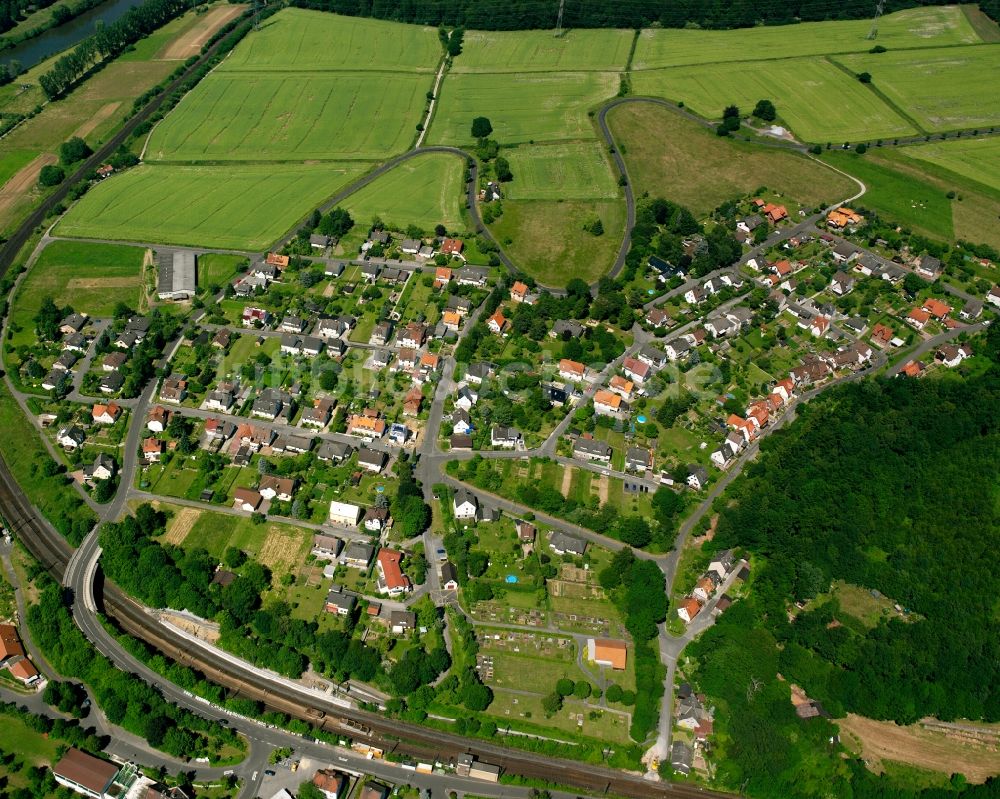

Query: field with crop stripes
left=504, top=142, right=620, bottom=200
left=632, top=6, right=983, bottom=69
left=631, top=58, right=917, bottom=142
left=56, top=164, right=367, bottom=249
left=342, top=153, right=466, bottom=231
left=453, top=28, right=633, bottom=73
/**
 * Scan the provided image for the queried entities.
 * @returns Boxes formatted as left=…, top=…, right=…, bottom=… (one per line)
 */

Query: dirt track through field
left=839, top=713, right=1000, bottom=783
left=161, top=5, right=246, bottom=60
left=72, top=101, right=121, bottom=140
left=0, top=153, right=55, bottom=220
left=163, top=507, right=200, bottom=545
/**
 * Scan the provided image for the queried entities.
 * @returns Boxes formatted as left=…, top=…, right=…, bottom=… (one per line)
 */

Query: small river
left=1, top=0, right=149, bottom=73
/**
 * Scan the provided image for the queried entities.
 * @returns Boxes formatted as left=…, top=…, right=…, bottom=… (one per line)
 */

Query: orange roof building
left=348, top=414, right=386, bottom=437
left=0, top=624, right=25, bottom=663
left=442, top=310, right=462, bottom=329
left=440, top=238, right=464, bottom=255
left=92, top=403, right=122, bottom=423
left=609, top=375, right=633, bottom=398
left=587, top=638, right=627, bottom=670
left=376, top=548, right=411, bottom=595
left=908, top=308, right=931, bottom=326
left=266, top=252, right=290, bottom=269
left=434, top=266, right=453, bottom=286
left=487, top=310, right=507, bottom=333
left=678, top=597, right=703, bottom=623
left=510, top=281, right=529, bottom=302
left=900, top=360, right=924, bottom=378
left=922, top=298, right=951, bottom=319
left=558, top=358, right=586, bottom=379
left=594, top=389, right=622, bottom=412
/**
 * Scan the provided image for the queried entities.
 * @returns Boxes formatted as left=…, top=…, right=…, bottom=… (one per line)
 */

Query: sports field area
left=631, top=58, right=917, bottom=143
left=428, top=71, right=618, bottom=145
left=901, top=137, right=1000, bottom=192
left=631, top=6, right=983, bottom=69
left=10, top=241, right=145, bottom=337
left=146, top=71, right=429, bottom=161
left=453, top=28, right=633, bottom=73
left=341, top=153, right=466, bottom=231
left=837, top=46, right=1000, bottom=132
left=218, top=8, right=440, bottom=72
left=503, top=142, right=620, bottom=200
left=56, top=163, right=367, bottom=249
left=608, top=102, right=857, bottom=216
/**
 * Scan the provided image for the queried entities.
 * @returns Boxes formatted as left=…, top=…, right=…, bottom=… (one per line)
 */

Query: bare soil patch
left=71, top=101, right=121, bottom=140
left=162, top=507, right=200, bottom=545
left=560, top=467, right=573, bottom=496
left=161, top=5, right=245, bottom=60
left=596, top=473, right=609, bottom=505
left=0, top=153, right=54, bottom=218
left=839, top=713, right=1000, bottom=783
left=66, top=277, right=140, bottom=290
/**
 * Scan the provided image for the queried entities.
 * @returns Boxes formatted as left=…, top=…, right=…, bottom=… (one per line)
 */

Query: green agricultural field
left=428, top=71, right=618, bottom=145
left=608, top=102, right=858, bottom=215
left=822, top=151, right=954, bottom=240
left=218, top=9, right=441, bottom=73
left=838, top=46, right=1000, bottom=132
left=631, top=58, right=915, bottom=143
left=454, top=28, right=633, bottom=73
left=341, top=153, right=466, bottom=231
left=55, top=163, right=368, bottom=250
left=12, top=241, right=145, bottom=334
left=490, top=199, right=625, bottom=286
left=632, top=6, right=983, bottom=69
left=146, top=71, right=429, bottom=162
left=901, top=137, right=1000, bottom=192
left=0, top=150, right=38, bottom=188
left=504, top=142, right=619, bottom=200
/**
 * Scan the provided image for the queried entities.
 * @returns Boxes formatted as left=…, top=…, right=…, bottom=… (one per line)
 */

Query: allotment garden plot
left=56, top=163, right=367, bottom=250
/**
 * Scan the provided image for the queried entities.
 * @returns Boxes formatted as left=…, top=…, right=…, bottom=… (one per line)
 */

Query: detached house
left=376, top=549, right=411, bottom=596
left=91, top=403, right=122, bottom=425
left=558, top=359, right=586, bottom=382
left=593, top=389, right=625, bottom=418
left=453, top=489, right=478, bottom=520
left=830, top=271, right=855, bottom=295
left=573, top=437, right=612, bottom=464
left=622, top=357, right=650, bottom=383
left=487, top=310, right=508, bottom=334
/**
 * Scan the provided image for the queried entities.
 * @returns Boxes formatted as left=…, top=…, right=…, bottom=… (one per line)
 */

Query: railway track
left=0, top=452, right=724, bottom=798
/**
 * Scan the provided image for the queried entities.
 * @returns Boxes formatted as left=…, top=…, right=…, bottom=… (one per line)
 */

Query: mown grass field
left=631, top=58, right=916, bottom=143
left=632, top=6, right=983, bottom=69
left=146, top=71, right=428, bottom=161
left=608, top=102, right=857, bottom=215
left=454, top=28, right=633, bottom=73
left=504, top=142, right=620, bottom=200
left=218, top=8, right=441, bottom=72
left=0, top=150, right=39, bottom=187
left=56, top=163, right=367, bottom=249
left=198, top=253, right=246, bottom=289
left=838, top=46, right=1000, bottom=132
left=822, top=151, right=954, bottom=240
left=901, top=136, right=1000, bottom=192
left=428, top=71, right=618, bottom=145
left=491, top=199, right=625, bottom=286
left=341, top=153, right=466, bottom=231
left=12, top=241, right=145, bottom=334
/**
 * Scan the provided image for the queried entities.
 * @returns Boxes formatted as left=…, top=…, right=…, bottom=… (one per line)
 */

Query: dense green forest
left=686, top=325, right=1000, bottom=797
left=290, top=0, right=994, bottom=31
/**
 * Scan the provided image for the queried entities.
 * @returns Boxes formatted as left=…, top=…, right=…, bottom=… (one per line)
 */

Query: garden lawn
left=631, top=58, right=915, bottom=143
left=342, top=153, right=466, bottom=232
left=0, top=713, right=59, bottom=771
left=608, top=102, right=857, bottom=216
left=11, top=240, right=145, bottom=335
left=454, top=28, right=633, bottom=73
left=489, top=199, right=625, bottom=286
left=901, top=136, right=1000, bottom=192
left=55, top=163, right=368, bottom=250
left=428, top=71, right=618, bottom=145
left=197, top=254, right=246, bottom=289
left=146, top=71, right=429, bottom=162
left=632, top=6, right=982, bottom=69
left=504, top=142, right=620, bottom=201
left=837, top=46, right=1000, bottom=132
left=218, top=9, right=441, bottom=73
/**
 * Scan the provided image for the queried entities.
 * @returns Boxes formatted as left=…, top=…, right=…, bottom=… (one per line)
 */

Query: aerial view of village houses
left=0, top=0, right=996, bottom=798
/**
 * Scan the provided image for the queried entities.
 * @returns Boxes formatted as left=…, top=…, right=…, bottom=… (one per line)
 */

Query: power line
left=867, top=0, right=886, bottom=39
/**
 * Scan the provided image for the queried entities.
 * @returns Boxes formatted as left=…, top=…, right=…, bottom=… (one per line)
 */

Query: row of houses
left=676, top=550, right=744, bottom=624
left=452, top=489, right=588, bottom=556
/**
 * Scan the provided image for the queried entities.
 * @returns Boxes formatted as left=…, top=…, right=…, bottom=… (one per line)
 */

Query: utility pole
left=867, top=0, right=885, bottom=40
left=555, top=0, right=565, bottom=36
